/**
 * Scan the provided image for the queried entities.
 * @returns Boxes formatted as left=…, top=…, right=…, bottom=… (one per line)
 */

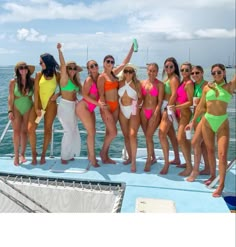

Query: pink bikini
left=83, top=82, right=99, bottom=112
left=141, top=79, right=159, bottom=120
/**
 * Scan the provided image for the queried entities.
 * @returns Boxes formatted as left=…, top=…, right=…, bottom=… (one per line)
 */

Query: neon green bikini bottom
left=14, top=97, right=33, bottom=115
left=204, top=112, right=228, bottom=133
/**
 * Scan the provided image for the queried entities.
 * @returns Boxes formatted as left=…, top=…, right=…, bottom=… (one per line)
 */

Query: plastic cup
left=193, top=97, right=199, bottom=106
left=167, top=105, right=172, bottom=115
left=185, top=129, right=191, bottom=140
left=132, top=100, right=137, bottom=115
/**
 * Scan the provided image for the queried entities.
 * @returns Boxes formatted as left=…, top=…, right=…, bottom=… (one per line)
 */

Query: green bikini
left=205, top=82, right=232, bottom=132
left=14, top=83, right=33, bottom=115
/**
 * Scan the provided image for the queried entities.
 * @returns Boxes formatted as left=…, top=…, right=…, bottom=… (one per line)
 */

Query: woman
left=140, top=63, right=164, bottom=172
left=158, top=57, right=181, bottom=174
left=57, top=43, right=82, bottom=164
left=28, top=52, right=60, bottom=165
left=76, top=59, right=106, bottom=167
left=186, top=65, right=209, bottom=182
left=169, top=62, right=194, bottom=176
left=191, top=64, right=235, bottom=197
left=118, top=63, right=142, bottom=172
left=8, top=61, right=35, bottom=165
left=97, top=43, right=134, bottom=164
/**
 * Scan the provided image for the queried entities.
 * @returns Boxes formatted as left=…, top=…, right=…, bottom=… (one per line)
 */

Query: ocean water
left=0, top=66, right=235, bottom=160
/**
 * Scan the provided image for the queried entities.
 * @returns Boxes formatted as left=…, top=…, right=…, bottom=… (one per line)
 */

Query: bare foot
left=160, top=164, right=169, bottom=175
left=178, top=167, right=192, bottom=177
left=199, top=169, right=210, bottom=175
left=31, top=155, right=37, bottom=165
left=61, top=159, right=68, bottom=165
left=169, top=159, right=181, bottom=166
left=151, top=157, right=157, bottom=165
left=212, top=186, right=223, bottom=197
left=40, top=155, right=46, bottom=165
left=204, top=176, right=216, bottom=186
left=14, top=156, right=19, bottom=166
left=123, top=159, right=131, bottom=165
left=20, top=154, right=27, bottom=163
left=131, top=165, right=136, bottom=173
left=90, top=159, right=100, bottom=168
left=186, top=170, right=199, bottom=182
left=176, top=163, right=186, bottom=168
left=144, top=160, right=152, bottom=172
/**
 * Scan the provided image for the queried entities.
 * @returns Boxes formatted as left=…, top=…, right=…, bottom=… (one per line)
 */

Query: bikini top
left=89, top=81, right=99, bottom=100
left=118, top=80, right=138, bottom=100
left=164, top=79, right=171, bottom=95
left=194, top=79, right=205, bottom=97
left=61, top=79, right=80, bottom=92
left=206, top=82, right=232, bottom=103
left=141, top=78, right=159, bottom=97
left=104, top=80, right=119, bottom=91
left=176, top=80, right=193, bottom=104
left=14, top=83, right=33, bottom=97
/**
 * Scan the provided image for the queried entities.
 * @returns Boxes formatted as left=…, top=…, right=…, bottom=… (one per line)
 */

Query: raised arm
left=113, top=43, right=134, bottom=75
left=57, top=43, right=68, bottom=87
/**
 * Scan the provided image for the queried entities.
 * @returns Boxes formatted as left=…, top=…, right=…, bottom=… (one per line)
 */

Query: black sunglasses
left=18, top=66, right=28, bottom=70
left=89, top=63, right=98, bottom=69
left=106, top=59, right=115, bottom=64
left=211, top=70, right=222, bottom=76
left=191, top=71, right=200, bottom=75
left=68, top=67, right=77, bottom=71
left=181, top=69, right=190, bottom=73
left=165, top=65, right=174, bottom=69
left=124, top=69, right=134, bottom=74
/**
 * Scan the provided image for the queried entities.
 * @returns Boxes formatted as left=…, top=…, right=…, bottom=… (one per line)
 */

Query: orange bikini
left=104, top=81, right=119, bottom=113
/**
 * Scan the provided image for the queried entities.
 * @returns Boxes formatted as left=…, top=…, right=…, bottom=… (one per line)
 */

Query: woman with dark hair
left=140, top=63, right=164, bottom=172
left=97, top=43, right=134, bottom=164
left=158, top=57, right=181, bottom=174
left=57, top=43, right=82, bottom=164
left=169, top=62, right=194, bottom=176
left=191, top=64, right=235, bottom=197
left=118, top=63, right=142, bottom=172
left=28, top=52, right=60, bottom=165
left=8, top=61, right=35, bottom=165
left=76, top=60, right=106, bottom=167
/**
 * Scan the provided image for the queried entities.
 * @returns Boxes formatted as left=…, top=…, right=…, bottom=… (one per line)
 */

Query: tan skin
left=186, top=68, right=210, bottom=182
left=76, top=60, right=106, bottom=167
left=140, top=64, right=164, bottom=172
left=118, top=67, right=142, bottom=173
left=159, top=61, right=180, bottom=174
left=28, top=58, right=60, bottom=165
left=8, top=66, right=34, bottom=165
left=169, top=64, right=194, bottom=176
left=57, top=43, right=82, bottom=164
left=191, top=68, right=235, bottom=197
left=97, top=43, right=134, bottom=164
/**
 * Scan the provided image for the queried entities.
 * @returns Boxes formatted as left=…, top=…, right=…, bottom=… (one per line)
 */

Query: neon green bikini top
left=14, top=83, right=33, bottom=97
left=61, top=79, right=80, bottom=92
left=194, top=79, right=205, bottom=97
left=206, top=82, right=232, bottom=103
left=164, top=79, right=171, bottom=95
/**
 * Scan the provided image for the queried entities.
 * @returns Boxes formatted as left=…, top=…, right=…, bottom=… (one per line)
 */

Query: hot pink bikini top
left=176, top=80, right=193, bottom=104
left=89, top=81, right=99, bottom=100
left=141, top=78, right=159, bottom=97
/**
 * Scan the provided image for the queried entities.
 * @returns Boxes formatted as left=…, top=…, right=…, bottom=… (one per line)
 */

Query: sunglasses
left=181, top=68, right=190, bottom=73
left=211, top=70, right=222, bottom=76
left=191, top=71, right=200, bottom=75
left=89, top=63, right=98, bottom=69
left=68, top=67, right=77, bottom=71
left=106, top=59, right=115, bottom=65
left=165, top=65, right=174, bottom=69
left=18, top=66, right=28, bottom=70
left=124, top=69, right=134, bottom=74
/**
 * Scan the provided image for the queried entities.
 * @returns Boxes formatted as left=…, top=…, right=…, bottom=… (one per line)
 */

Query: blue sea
left=0, top=66, right=235, bottom=160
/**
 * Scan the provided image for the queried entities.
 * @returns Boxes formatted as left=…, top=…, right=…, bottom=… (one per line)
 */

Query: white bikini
left=118, top=80, right=138, bottom=119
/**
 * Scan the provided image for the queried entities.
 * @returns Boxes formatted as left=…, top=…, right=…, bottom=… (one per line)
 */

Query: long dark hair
left=15, top=69, right=34, bottom=95
left=103, top=55, right=118, bottom=80
left=41, top=53, right=59, bottom=77
left=162, top=57, right=180, bottom=79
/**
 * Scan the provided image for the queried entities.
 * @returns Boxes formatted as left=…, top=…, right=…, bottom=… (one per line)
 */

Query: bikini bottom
left=143, top=108, right=153, bottom=120
left=119, top=99, right=132, bottom=119
left=83, top=98, right=97, bottom=113
left=106, top=100, right=118, bottom=113
left=14, top=97, right=33, bottom=115
left=204, top=112, right=228, bottom=133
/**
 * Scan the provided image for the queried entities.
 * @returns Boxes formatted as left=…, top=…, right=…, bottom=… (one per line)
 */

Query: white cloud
left=16, top=28, right=47, bottom=42
left=195, top=28, right=236, bottom=39
left=0, top=47, right=17, bottom=54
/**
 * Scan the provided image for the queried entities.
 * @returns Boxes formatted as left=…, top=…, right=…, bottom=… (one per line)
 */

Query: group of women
left=8, top=42, right=235, bottom=197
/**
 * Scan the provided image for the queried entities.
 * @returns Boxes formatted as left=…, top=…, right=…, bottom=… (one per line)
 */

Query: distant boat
left=225, top=54, right=235, bottom=68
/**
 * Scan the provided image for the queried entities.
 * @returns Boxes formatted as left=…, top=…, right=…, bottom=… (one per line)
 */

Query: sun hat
left=66, top=61, right=83, bottom=72
left=123, top=63, right=138, bottom=71
left=15, top=61, right=35, bottom=75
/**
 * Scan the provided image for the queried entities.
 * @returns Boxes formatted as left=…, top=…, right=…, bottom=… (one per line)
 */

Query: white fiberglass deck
left=0, top=149, right=235, bottom=213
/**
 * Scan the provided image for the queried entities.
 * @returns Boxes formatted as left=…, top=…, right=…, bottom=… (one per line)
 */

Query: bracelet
left=8, top=110, right=13, bottom=114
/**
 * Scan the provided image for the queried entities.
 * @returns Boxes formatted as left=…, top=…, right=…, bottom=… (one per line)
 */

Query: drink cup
left=133, top=38, right=138, bottom=52
left=132, top=100, right=137, bottom=115
left=167, top=105, right=172, bottom=115
left=185, top=129, right=191, bottom=140
left=193, top=97, right=199, bottom=106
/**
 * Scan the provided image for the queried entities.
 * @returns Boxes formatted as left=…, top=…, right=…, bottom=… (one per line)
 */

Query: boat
left=0, top=120, right=235, bottom=213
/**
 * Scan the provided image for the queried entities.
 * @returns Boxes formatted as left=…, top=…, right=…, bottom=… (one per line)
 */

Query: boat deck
left=1, top=149, right=235, bottom=213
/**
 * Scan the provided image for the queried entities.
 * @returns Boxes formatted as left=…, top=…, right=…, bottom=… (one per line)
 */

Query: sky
left=0, top=0, right=235, bottom=67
